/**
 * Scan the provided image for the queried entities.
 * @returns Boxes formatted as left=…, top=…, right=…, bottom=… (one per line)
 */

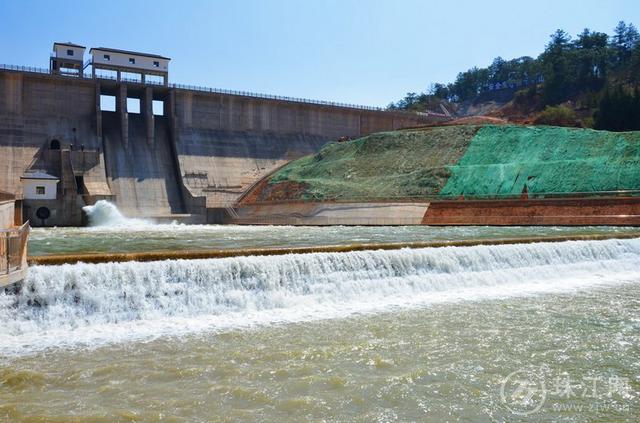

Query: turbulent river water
left=2, top=209, right=640, bottom=420
left=28, top=202, right=640, bottom=257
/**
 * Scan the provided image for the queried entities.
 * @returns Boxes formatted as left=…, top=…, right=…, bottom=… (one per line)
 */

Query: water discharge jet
left=82, top=200, right=153, bottom=227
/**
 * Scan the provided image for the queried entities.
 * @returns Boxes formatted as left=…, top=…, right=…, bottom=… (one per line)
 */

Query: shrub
left=581, top=116, right=595, bottom=128
left=534, top=105, right=579, bottom=127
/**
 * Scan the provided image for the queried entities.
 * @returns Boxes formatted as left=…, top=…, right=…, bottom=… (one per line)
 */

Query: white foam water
left=2, top=238, right=639, bottom=356
left=82, top=200, right=152, bottom=227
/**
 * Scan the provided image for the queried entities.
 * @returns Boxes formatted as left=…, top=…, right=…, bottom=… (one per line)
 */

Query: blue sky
left=1, top=0, right=638, bottom=106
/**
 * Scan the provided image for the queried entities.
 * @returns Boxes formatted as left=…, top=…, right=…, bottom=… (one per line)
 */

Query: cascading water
left=82, top=200, right=151, bottom=227
left=1, top=238, right=639, bottom=356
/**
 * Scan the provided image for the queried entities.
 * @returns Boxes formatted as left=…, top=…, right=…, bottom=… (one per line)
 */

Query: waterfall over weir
left=2, top=238, right=640, bottom=355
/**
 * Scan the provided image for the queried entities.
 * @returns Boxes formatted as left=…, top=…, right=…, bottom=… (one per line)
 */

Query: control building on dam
left=0, top=42, right=440, bottom=226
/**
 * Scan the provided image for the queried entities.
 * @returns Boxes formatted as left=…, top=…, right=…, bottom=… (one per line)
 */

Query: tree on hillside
left=451, top=67, right=486, bottom=101
left=574, top=29, right=609, bottom=91
left=630, top=43, right=640, bottom=87
left=594, top=86, right=640, bottom=131
left=612, top=22, right=640, bottom=84
left=388, top=21, right=640, bottom=130
left=540, top=30, right=575, bottom=105
left=429, top=83, right=450, bottom=99
left=488, top=57, right=506, bottom=82
left=611, top=21, right=640, bottom=66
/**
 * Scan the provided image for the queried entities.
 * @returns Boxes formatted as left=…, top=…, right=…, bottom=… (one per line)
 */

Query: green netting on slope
left=439, top=125, right=640, bottom=198
left=261, top=124, right=640, bottom=202
left=265, top=126, right=479, bottom=201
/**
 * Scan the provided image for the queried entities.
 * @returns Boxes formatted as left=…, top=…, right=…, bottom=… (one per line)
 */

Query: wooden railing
left=0, top=222, right=30, bottom=287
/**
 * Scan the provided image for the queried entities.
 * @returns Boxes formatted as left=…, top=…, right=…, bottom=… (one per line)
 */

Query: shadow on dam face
left=176, top=128, right=328, bottom=160
left=101, top=112, right=184, bottom=215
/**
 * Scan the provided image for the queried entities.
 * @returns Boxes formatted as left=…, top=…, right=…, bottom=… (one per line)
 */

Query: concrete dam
left=0, top=66, right=434, bottom=226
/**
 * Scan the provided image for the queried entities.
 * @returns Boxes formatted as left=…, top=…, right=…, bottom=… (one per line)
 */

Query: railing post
left=4, top=234, right=8, bottom=276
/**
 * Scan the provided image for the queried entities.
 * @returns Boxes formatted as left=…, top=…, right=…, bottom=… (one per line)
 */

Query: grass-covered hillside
left=246, top=125, right=640, bottom=203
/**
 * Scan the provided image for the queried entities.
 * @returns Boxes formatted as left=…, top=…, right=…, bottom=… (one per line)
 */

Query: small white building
left=50, top=42, right=86, bottom=76
left=20, top=172, right=59, bottom=200
left=89, top=47, right=170, bottom=85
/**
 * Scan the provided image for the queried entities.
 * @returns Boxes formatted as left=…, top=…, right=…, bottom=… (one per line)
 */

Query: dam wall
left=0, top=72, right=101, bottom=197
left=171, top=89, right=423, bottom=208
left=0, top=68, right=432, bottom=225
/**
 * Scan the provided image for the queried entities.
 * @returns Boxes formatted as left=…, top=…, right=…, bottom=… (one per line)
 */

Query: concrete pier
left=117, top=84, right=128, bottom=148
left=144, top=86, right=154, bottom=145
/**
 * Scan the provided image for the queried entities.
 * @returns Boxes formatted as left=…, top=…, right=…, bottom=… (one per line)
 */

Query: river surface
left=2, top=230, right=640, bottom=421
left=28, top=224, right=640, bottom=256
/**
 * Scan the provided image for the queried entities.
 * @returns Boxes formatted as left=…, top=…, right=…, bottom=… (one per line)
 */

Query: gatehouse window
left=100, top=95, right=116, bottom=112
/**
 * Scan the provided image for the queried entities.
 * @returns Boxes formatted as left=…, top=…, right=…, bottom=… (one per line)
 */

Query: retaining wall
left=421, top=197, right=640, bottom=226
left=228, top=197, right=640, bottom=226
left=231, top=202, right=431, bottom=225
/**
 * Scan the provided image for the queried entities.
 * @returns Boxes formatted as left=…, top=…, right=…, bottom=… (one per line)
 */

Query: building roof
left=89, top=47, right=170, bottom=60
left=20, top=171, right=59, bottom=181
left=53, top=41, right=86, bottom=49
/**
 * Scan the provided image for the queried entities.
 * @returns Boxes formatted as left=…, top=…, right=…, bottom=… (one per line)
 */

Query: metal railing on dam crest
left=0, top=63, right=432, bottom=115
